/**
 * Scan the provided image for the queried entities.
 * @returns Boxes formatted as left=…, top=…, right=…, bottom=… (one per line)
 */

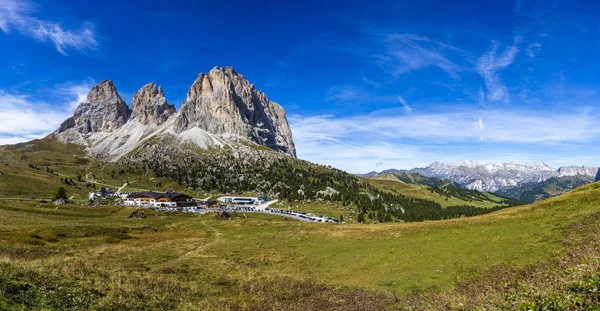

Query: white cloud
left=476, top=117, right=485, bottom=141
left=53, top=79, right=96, bottom=110
left=0, top=91, right=70, bottom=137
left=0, top=0, right=98, bottom=55
left=0, top=80, right=93, bottom=145
left=477, top=41, right=518, bottom=103
left=526, top=42, right=542, bottom=58
left=326, top=85, right=362, bottom=102
left=478, top=86, right=486, bottom=107
left=397, top=96, right=412, bottom=113
left=380, top=33, right=464, bottom=79
left=289, top=107, right=600, bottom=172
left=361, top=74, right=381, bottom=88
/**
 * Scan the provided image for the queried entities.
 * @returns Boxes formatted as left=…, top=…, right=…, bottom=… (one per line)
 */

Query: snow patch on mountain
left=407, top=161, right=598, bottom=192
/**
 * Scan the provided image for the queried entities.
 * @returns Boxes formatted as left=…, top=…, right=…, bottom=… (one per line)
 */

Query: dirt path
left=177, top=220, right=223, bottom=260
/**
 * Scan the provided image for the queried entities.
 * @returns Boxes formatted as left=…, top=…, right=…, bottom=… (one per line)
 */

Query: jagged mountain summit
left=130, top=82, right=175, bottom=125
left=174, top=67, right=295, bottom=156
left=49, top=66, right=296, bottom=159
left=363, top=161, right=599, bottom=193
left=55, top=80, right=130, bottom=141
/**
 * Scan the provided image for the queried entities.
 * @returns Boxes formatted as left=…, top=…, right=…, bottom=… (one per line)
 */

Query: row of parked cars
left=264, top=207, right=340, bottom=223
left=155, top=205, right=341, bottom=223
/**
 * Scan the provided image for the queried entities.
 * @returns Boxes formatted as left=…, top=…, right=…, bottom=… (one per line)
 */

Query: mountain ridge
left=495, top=174, right=595, bottom=203
left=361, top=161, right=599, bottom=193
left=48, top=66, right=296, bottom=159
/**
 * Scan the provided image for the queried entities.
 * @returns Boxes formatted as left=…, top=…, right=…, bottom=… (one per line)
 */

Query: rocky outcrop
left=131, top=83, right=175, bottom=125
left=50, top=67, right=296, bottom=158
left=557, top=166, right=599, bottom=178
left=53, top=80, right=130, bottom=145
left=174, top=66, right=296, bottom=156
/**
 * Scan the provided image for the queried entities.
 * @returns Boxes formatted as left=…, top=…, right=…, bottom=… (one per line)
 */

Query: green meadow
left=1, top=182, right=600, bottom=309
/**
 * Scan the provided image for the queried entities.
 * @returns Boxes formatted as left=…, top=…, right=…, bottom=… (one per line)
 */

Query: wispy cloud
left=0, top=0, right=98, bottom=55
left=477, top=40, right=519, bottom=103
left=325, top=85, right=409, bottom=111
left=0, top=91, right=70, bottom=143
left=326, top=85, right=363, bottom=102
left=476, top=117, right=486, bottom=141
left=397, top=96, right=412, bottom=113
left=53, top=78, right=96, bottom=110
left=377, top=33, right=465, bottom=79
left=360, top=74, right=381, bottom=88
left=526, top=42, right=542, bottom=58
left=0, top=80, right=93, bottom=145
left=290, top=107, right=600, bottom=172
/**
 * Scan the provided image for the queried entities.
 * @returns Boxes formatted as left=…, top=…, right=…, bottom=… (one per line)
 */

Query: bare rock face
left=50, top=67, right=297, bottom=159
left=131, top=83, right=175, bottom=125
left=174, top=66, right=296, bottom=156
left=53, top=80, right=130, bottom=145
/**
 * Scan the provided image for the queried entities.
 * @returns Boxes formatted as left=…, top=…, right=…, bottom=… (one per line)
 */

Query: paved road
left=0, top=197, right=51, bottom=201
left=190, top=205, right=338, bottom=223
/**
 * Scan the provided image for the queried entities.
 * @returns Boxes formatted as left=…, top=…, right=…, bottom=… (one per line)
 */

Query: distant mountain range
left=495, top=175, right=595, bottom=203
left=359, top=161, right=599, bottom=202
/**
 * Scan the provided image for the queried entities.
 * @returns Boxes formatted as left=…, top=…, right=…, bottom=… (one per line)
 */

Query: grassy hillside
left=0, top=140, right=201, bottom=202
left=0, top=139, right=518, bottom=223
left=367, top=173, right=517, bottom=209
left=1, top=182, right=600, bottom=309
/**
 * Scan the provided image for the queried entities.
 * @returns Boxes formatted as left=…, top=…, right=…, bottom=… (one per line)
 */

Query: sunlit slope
left=1, top=182, right=599, bottom=309
left=195, top=181, right=600, bottom=293
left=0, top=139, right=204, bottom=200
left=367, top=175, right=512, bottom=208
left=370, top=172, right=405, bottom=182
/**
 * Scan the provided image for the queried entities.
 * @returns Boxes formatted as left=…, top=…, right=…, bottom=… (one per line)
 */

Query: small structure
left=218, top=196, right=266, bottom=205
left=123, top=191, right=195, bottom=208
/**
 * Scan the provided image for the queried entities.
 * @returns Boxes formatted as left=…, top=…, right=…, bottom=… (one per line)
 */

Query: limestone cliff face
left=53, top=80, right=130, bottom=145
left=131, top=83, right=175, bottom=125
left=50, top=67, right=296, bottom=158
left=174, top=66, right=296, bottom=156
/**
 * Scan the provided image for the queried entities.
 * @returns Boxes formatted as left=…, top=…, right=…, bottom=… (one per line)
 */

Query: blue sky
left=1, top=0, right=600, bottom=173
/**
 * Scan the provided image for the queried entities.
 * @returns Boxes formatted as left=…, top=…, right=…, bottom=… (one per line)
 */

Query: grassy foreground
left=1, top=183, right=600, bottom=309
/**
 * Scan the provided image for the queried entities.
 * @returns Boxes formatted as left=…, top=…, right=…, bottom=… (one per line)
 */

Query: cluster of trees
left=28, top=164, right=41, bottom=170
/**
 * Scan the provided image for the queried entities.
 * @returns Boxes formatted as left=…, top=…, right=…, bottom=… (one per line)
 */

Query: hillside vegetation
left=0, top=139, right=523, bottom=223
left=1, top=182, right=600, bottom=309
left=367, top=172, right=519, bottom=209
left=495, top=174, right=595, bottom=203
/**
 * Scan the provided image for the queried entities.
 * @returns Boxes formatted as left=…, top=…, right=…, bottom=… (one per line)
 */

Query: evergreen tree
left=53, top=186, right=67, bottom=201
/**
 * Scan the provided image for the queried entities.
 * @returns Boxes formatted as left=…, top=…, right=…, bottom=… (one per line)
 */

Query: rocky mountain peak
left=50, top=67, right=296, bottom=158
left=52, top=80, right=130, bottom=146
left=175, top=66, right=296, bottom=156
left=86, top=80, right=121, bottom=103
left=131, top=82, right=175, bottom=125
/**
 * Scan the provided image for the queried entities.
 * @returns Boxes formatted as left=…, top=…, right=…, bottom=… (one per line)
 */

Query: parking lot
left=180, top=205, right=340, bottom=223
